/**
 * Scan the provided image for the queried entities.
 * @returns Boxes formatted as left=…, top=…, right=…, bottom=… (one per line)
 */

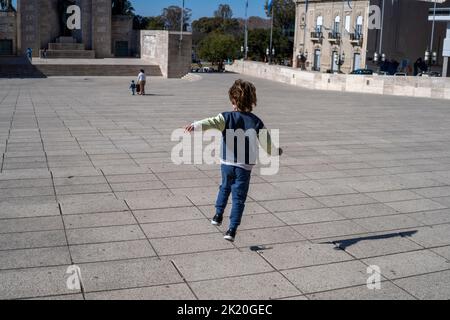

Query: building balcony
left=350, top=33, right=363, bottom=45
left=328, top=32, right=341, bottom=42
left=310, top=32, right=323, bottom=42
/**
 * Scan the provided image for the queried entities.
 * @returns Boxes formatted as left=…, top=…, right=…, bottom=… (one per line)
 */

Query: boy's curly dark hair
left=228, top=79, right=257, bottom=113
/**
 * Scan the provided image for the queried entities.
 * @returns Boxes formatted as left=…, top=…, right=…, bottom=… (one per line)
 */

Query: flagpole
left=244, top=0, right=249, bottom=60
left=269, top=1, right=274, bottom=64
left=180, top=0, right=185, bottom=46
left=379, top=0, right=385, bottom=56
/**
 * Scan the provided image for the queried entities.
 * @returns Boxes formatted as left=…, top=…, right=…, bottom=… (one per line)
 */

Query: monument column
left=17, top=0, right=40, bottom=56
left=81, top=0, right=93, bottom=50
left=91, top=0, right=112, bottom=58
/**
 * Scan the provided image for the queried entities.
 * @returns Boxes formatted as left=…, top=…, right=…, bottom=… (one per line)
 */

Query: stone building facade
left=0, top=10, right=17, bottom=55
left=3, top=0, right=138, bottom=58
left=293, top=0, right=447, bottom=74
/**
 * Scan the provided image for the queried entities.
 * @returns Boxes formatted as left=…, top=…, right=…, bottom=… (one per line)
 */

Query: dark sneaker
left=211, top=214, right=223, bottom=226
left=224, top=229, right=237, bottom=242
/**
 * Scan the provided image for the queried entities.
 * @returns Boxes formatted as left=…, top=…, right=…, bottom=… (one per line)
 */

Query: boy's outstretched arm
left=258, top=127, right=283, bottom=156
left=184, top=114, right=226, bottom=133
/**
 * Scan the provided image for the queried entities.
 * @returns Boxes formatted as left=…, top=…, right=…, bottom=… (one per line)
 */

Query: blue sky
left=11, top=1, right=268, bottom=20
left=134, top=0, right=267, bottom=20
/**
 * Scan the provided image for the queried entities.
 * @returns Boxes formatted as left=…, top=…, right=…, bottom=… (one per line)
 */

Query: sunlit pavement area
left=1, top=73, right=450, bottom=300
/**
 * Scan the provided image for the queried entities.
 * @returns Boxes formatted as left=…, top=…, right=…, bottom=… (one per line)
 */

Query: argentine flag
left=267, top=0, right=273, bottom=12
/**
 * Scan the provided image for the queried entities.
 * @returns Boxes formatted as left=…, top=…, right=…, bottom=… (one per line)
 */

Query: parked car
left=350, top=69, right=374, bottom=75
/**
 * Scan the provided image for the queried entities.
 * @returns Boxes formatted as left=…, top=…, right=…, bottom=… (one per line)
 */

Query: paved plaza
left=1, top=73, right=450, bottom=300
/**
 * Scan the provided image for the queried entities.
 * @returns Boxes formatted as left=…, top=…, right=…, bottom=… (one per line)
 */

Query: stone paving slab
left=307, top=282, right=416, bottom=300
left=70, top=240, right=156, bottom=264
left=0, top=265, right=79, bottom=299
left=362, top=250, right=450, bottom=280
left=169, top=249, right=274, bottom=282
left=79, top=258, right=183, bottom=293
left=282, top=261, right=371, bottom=294
left=2, top=74, right=450, bottom=299
left=189, top=272, right=302, bottom=300
left=393, top=270, right=450, bottom=300
left=0, top=247, right=71, bottom=270
left=85, top=283, right=197, bottom=300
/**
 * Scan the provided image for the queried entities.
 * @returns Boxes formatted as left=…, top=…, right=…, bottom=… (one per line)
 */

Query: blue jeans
left=215, top=164, right=251, bottom=231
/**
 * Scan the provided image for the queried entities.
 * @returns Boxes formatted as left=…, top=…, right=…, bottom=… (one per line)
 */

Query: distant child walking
left=184, top=79, right=281, bottom=242
left=130, top=80, right=137, bottom=95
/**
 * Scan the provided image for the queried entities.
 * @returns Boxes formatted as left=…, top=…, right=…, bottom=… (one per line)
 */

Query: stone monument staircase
left=40, top=37, right=95, bottom=59
left=34, top=63, right=162, bottom=76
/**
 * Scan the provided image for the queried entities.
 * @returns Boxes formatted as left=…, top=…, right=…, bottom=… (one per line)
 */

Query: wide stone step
left=0, top=64, right=46, bottom=78
left=33, top=64, right=163, bottom=76
left=41, top=50, right=96, bottom=59
left=48, top=43, right=86, bottom=50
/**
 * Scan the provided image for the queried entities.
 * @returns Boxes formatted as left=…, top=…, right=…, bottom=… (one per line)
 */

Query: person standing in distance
left=137, top=69, right=146, bottom=96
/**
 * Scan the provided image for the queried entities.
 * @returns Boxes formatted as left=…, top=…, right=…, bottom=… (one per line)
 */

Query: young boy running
left=184, top=79, right=281, bottom=242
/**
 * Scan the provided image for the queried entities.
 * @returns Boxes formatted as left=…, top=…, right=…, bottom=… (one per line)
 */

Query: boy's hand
left=278, top=148, right=283, bottom=156
left=184, top=124, right=194, bottom=133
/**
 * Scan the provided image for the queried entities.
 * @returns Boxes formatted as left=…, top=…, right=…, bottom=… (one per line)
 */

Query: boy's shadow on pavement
left=141, top=94, right=174, bottom=97
left=321, top=230, right=418, bottom=251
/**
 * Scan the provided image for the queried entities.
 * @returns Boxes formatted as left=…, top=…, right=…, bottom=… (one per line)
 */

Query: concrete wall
left=111, top=15, right=134, bottom=57
left=39, top=0, right=60, bottom=50
left=141, top=30, right=192, bottom=78
left=17, top=0, right=40, bottom=56
left=0, top=11, right=17, bottom=55
left=91, top=0, right=112, bottom=58
left=227, top=60, right=450, bottom=100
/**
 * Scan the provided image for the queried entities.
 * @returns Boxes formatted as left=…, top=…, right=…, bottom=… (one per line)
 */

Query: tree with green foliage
left=112, top=0, right=135, bottom=16
left=264, top=0, right=295, bottom=33
left=146, top=16, right=166, bottom=30
left=161, top=5, right=192, bottom=31
left=192, top=16, right=241, bottom=46
left=214, top=4, right=233, bottom=20
left=198, top=32, right=240, bottom=71
left=246, top=28, right=290, bottom=62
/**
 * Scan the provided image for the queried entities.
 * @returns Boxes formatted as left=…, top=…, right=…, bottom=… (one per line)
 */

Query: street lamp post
left=269, top=3, right=274, bottom=64
left=425, top=49, right=438, bottom=71
left=336, top=52, right=345, bottom=73
left=179, top=0, right=185, bottom=49
left=244, top=0, right=249, bottom=60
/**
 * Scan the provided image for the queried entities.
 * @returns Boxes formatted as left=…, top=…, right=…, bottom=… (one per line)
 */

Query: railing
left=328, top=32, right=341, bottom=41
left=310, top=32, right=323, bottom=40
left=349, top=33, right=363, bottom=45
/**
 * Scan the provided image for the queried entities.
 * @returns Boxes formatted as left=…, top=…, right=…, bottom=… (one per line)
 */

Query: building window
left=333, top=16, right=341, bottom=34
left=316, top=16, right=323, bottom=33
left=356, top=16, right=363, bottom=37
left=345, top=15, right=351, bottom=33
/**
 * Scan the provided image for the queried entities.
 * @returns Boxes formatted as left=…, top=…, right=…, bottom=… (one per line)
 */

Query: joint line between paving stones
left=170, top=260, right=200, bottom=300
left=99, top=169, right=119, bottom=200
left=123, top=200, right=162, bottom=260
left=58, top=203, right=87, bottom=300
